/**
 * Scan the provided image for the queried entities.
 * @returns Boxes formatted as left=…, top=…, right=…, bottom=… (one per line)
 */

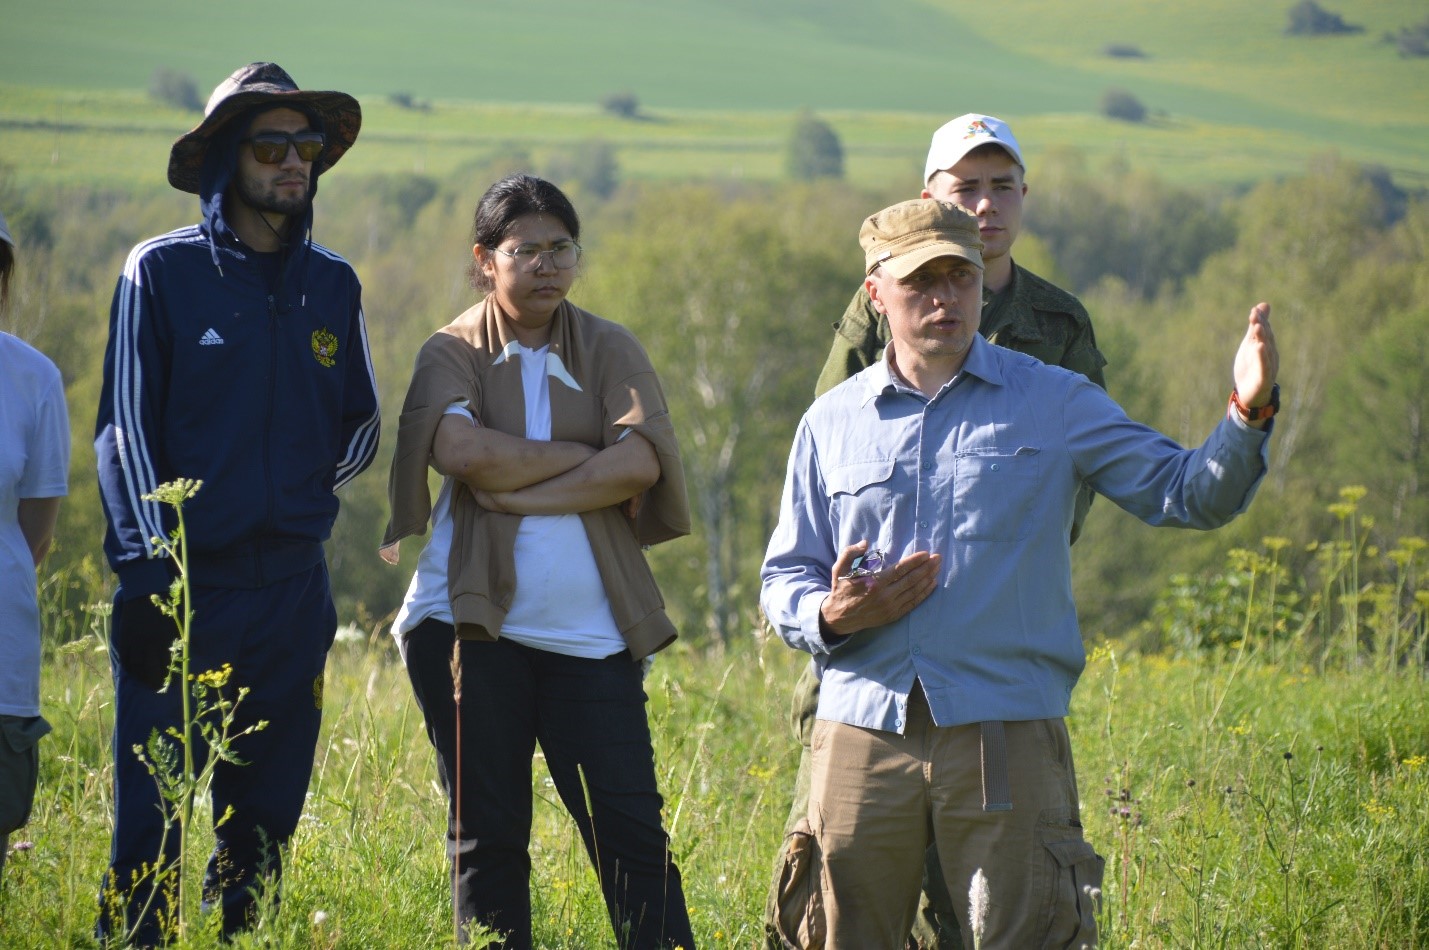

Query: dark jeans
left=98, top=564, right=336, bottom=946
left=404, top=620, right=694, bottom=950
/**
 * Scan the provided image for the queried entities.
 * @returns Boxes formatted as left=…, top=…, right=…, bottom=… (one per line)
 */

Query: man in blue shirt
left=760, top=198, right=1278, bottom=949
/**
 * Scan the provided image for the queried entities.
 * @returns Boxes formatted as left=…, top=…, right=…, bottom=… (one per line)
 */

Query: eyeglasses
left=241, top=131, right=326, bottom=164
left=840, top=548, right=887, bottom=581
left=491, top=240, right=582, bottom=272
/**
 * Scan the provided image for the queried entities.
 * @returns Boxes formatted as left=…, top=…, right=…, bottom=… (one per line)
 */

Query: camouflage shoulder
left=1017, top=266, right=1092, bottom=326
left=835, top=285, right=882, bottom=339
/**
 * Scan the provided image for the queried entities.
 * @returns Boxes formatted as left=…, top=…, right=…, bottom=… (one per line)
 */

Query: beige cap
left=860, top=199, right=984, bottom=278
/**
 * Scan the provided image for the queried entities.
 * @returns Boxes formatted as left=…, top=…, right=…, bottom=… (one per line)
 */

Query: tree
left=148, top=68, right=202, bottom=112
left=601, top=91, right=640, bottom=120
left=1100, top=88, right=1147, bottom=123
left=1027, top=152, right=1234, bottom=297
left=577, top=185, right=851, bottom=642
left=784, top=110, right=843, bottom=181
left=544, top=140, right=621, bottom=201
left=1284, top=1, right=1362, bottom=36
left=1385, top=18, right=1429, bottom=58
left=1101, top=43, right=1147, bottom=59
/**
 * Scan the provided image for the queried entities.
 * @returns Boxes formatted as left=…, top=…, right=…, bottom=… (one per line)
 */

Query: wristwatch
left=1230, top=383, right=1280, bottom=422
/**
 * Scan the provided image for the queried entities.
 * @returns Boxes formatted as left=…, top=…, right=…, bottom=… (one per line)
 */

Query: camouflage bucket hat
left=167, top=62, right=361, bottom=194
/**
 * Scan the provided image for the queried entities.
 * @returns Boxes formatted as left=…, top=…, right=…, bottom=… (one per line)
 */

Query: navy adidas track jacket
left=95, top=150, right=380, bottom=599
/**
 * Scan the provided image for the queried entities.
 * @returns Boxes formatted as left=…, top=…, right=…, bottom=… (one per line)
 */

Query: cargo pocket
left=0, top=715, right=51, bottom=834
left=773, top=817, right=826, bottom=949
left=1041, top=835, right=1104, bottom=949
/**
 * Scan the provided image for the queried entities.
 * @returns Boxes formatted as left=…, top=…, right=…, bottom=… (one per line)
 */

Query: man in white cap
left=768, top=114, right=1107, bottom=948
left=762, top=197, right=1279, bottom=948
left=94, top=63, right=379, bottom=944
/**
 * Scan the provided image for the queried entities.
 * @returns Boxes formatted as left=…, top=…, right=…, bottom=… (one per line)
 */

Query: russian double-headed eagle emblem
left=311, top=328, right=338, bottom=368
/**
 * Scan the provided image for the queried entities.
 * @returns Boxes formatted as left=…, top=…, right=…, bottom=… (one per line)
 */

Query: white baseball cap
left=923, top=113, right=1024, bottom=186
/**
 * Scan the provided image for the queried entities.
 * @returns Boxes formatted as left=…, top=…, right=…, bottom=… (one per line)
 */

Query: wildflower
left=1363, top=797, right=1396, bottom=819
left=313, top=910, right=329, bottom=925
left=195, top=663, right=233, bottom=688
left=968, top=868, right=989, bottom=950
left=1283, top=751, right=1294, bottom=761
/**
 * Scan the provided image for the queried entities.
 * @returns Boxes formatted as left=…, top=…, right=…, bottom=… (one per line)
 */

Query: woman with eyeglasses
left=382, top=174, right=696, bottom=949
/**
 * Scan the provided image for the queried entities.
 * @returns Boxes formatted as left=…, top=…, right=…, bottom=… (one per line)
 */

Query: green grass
left=6, top=493, right=1429, bottom=947
left=2, top=0, right=1426, bottom=192
left=7, top=622, right=1429, bottom=947
left=5, top=80, right=1426, bottom=198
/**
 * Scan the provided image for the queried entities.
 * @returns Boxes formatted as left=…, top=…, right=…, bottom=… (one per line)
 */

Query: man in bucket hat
left=767, top=114, right=1108, bottom=949
left=94, top=63, right=379, bottom=944
left=761, top=198, right=1279, bottom=948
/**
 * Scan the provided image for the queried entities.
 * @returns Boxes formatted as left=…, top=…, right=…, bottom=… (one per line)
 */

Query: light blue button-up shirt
left=760, top=336, right=1271, bottom=734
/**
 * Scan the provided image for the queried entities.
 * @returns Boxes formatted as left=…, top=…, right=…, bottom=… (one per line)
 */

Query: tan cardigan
left=382, top=297, right=690, bottom=660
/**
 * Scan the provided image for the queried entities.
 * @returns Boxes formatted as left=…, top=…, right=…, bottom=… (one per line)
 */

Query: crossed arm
left=432, top=413, right=659, bottom=516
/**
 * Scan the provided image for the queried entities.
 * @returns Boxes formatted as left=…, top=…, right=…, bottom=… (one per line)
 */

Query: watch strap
left=1230, top=383, right=1280, bottom=422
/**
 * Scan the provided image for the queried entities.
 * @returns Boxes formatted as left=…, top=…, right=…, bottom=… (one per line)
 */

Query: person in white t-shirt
left=0, top=210, right=69, bottom=883
left=382, top=176, right=694, bottom=950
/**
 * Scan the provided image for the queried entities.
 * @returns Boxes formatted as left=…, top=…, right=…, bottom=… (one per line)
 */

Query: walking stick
left=451, top=636, right=463, bottom=944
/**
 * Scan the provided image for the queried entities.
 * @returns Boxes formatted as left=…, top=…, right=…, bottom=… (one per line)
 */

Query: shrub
left=1102, top=43, right=1147, bottom=58
left=544, top=140, right=620, bottom=200
left=387, top=92, right=430, bottom=112
left=1100, top=87, right=1147, bottom=123
left=600, top=91, right=640, bottom=120
left=147, top=68, right=202, bottom=112
left=1284, top=1, right=1363, bottom=36
left=1385, top=18, right=1429, bottom=57
left=784, top=110, right=844, bottom=181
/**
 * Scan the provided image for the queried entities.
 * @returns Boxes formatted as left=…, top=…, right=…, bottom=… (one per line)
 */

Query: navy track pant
left=98, top=562, right=336, bottom=945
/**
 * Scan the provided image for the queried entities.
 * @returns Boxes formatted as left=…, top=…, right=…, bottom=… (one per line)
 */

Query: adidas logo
left=199, top=328, right=225, bottom=346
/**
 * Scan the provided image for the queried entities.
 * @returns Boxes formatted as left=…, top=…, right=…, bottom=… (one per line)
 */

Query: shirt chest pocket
left=953, top=448, right=1040, bottom=541
left=824, top=458, right=898, bottom=535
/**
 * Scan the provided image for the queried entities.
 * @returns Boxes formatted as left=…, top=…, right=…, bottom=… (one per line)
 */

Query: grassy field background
left=7, top=534, right=1429, bottom=947
left=1, top=0, right=1426, bottom=191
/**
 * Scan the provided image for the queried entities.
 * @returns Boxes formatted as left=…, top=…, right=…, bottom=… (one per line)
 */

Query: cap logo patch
left=965, top=119, right=999, bottom=140
left=311, top=327, right=338, bottom=368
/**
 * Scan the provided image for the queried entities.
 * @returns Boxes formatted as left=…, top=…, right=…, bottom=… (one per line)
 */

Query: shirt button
left=990, top=463, right=1000, bottom=472
left=922, top=462, right=933, bottom=471
left=918, top=520, right=928, bottom=529
left=895, top=719, right=904, bottom=729
left=912, top=646, right=921, bottom=655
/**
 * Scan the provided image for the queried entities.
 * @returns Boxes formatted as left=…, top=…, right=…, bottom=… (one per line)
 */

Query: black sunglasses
left=240, top=131, right=326, bottom=164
